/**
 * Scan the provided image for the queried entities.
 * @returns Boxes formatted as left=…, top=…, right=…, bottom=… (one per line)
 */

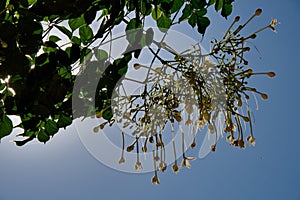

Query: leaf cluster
left=0, top=0, right=235, bottom=144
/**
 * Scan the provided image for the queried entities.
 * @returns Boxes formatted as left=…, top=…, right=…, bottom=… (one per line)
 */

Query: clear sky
left=1, top=0, right=300, bottom=199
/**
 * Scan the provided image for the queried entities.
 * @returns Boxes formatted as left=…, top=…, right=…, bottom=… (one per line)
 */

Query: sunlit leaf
left=157, top=14, right=171, bottom=32
left=208, top=0, right=216, bottom=6
left=49, top=35, right=61, bottom=42
left=68, top=16, right=86, bottom=31
left=71, top=36, right=81, bottom=45
left=79, top=25, right=94, bottom=45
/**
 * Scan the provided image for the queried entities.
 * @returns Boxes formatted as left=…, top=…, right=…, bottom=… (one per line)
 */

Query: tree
left=0, top=0, right=236, bottom=144
left=0, top=0, right=277, bottom=183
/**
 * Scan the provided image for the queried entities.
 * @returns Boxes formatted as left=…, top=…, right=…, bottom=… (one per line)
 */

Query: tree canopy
left=0, top=0, right=236, bottom=144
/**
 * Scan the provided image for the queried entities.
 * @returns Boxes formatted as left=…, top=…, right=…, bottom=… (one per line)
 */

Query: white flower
left=269, top=19, right=278, bottom=32
left=135, top=162, right=142, bottom=171
left=180, top=156, right=196, bottom=169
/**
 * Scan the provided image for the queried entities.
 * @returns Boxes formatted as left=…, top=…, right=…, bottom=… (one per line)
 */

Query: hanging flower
left=269, top=19, right=278, bottom=32
left=118, top=157, right=125, bottom=164
left=180, top=156, right=196, bottom=169
left=172, top=163, right=179, bottom=174
left=152, top=174, right=160, bottom=185
left=247, top=135, right=256, bottom=146
left=135, top=161, right=142, bottom=171
left=158, top=161, right=167, bottom=172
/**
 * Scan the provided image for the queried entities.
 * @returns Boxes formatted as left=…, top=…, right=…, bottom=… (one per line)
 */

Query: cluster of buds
left=210, top=8, right=277, bottom=149
left=93, top=8, right=277, bottom=184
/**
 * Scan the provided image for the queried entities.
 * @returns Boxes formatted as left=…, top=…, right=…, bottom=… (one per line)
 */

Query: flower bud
left=211, top=144, right=216, bottom=152
left=243, top=116, right=250, bottom=122
left=234, top=16, right=240, bottom=22
left=255, top=8, right=262, bottom=16
left=126, top=145, right=135, bottom=152
left=268, top=72, right=276, bottom=77
left=190, top=141, right=196, bottom=149
left=261, top=93, right=268, bottom=100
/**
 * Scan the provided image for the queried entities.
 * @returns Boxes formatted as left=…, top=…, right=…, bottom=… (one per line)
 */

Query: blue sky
left=1, top=0, right=300, bottom=199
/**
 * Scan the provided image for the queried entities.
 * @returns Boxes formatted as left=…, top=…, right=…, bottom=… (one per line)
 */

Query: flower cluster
left=94, top=8, right=277, bottom=184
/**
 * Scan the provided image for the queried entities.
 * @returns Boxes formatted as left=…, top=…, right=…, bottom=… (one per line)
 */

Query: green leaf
left=195, top=8, right=207, bottom=17
left=49, top=35, right=61, bottom=42
left=191, top=0, right=207, bottom=9
left=0, top=83, right=5, bottom=91
left=69, top=44, right=81, bottom=64
left=35, top=53, right=49, bottom=66
left=96, top=49, right=108, bottom=61
left=57, top=114, right=72, bottom=128
left=37, top=129, right=50, bottom=143
left=179, top=4, right=192, bottom=22
left=0, top=115, right=13, bottom=140
left=71, top=36, right=81, bottom=45
left=170, top=0, right=185, bottom=13
left=197, top=16, right=210, bottom=34
left=208, top=0, right=216, bottom=6
left=221, top=4, right=232, bottom=18
left=79, top=25, right=94, bottom=45
left=157, top=14, right=172, bottom=32
left=55, top=25, right=72, bottom=39
left=151, top=7, right=162, bottom=20
left=118, top=66, right=128, bottom=76
left=68, top=16, right=86, bottom=31
left=84, top=7, right=98, bottom=25
left=126, top=18, right=142, bottom=31
left=141, top=1, right=152, bottom=16
left=80, top=47, right=92, bottom=63
left=45, top=120, right=58, bottom=136
left=188, top=13, right=197, bottom=28
left=102, top=108, right=113, bottom=120
left=28, top=0, right=37, bottom=5
left=215, top=0, right=223, bottom=11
